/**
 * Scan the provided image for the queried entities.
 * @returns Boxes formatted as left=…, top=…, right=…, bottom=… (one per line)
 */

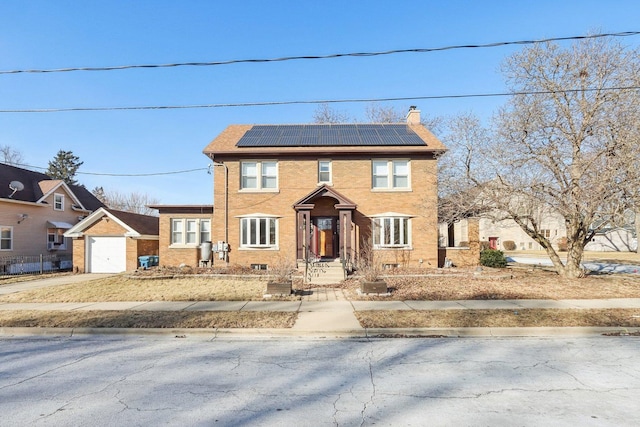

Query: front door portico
left=294, top=185, right=356, bottom=263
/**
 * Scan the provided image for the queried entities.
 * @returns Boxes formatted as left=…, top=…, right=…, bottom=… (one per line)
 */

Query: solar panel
left=236, top=124, right=426, bottom=147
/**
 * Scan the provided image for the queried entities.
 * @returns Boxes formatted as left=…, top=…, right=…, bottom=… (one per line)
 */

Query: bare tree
left=463, top=37, right=640, bottom=277
left=0, top=145, right=24, bottom=166
left=313, top=103, right=351, bottom=123
left=92, top=187, right=159, bottom=216
left=437, top=112, right=491, bottom=223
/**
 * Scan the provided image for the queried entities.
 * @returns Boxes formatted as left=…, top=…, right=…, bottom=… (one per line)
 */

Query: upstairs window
left=318, top=160, right=332, bottom=183
left=54, top=193, right=65, bottom=211
left=372, top=160, right=410, bottom=190
left=241, top=161, right=278, bottom=190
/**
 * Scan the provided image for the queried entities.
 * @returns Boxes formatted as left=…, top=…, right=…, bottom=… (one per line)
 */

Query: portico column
left=295, top=205, right=313, bottom=260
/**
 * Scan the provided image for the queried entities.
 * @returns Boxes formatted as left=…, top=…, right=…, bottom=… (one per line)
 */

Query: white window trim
left=240, top=160, right=279, bottom=192
left=47, top=228, right=67, bottom=250
left=0, top=225, right=13, bottom=251
left=318, top=159, right=332, bottom=185
left=371, top=159, right=411, bottom=191
left=169, top=218, right=211, bottom=247
left=370, top=214, right=413, bottom=249
left=238, top=215, right=279, bottom=249
left=53, top=193, right=65, bottom=211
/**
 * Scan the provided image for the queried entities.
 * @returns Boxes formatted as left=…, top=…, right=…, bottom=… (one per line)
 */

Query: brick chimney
left=406, top=106, right=421, bottom=125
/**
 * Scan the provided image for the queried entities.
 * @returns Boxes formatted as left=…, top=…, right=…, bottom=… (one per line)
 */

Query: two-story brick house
left=202, top=108, right=446, bottom=272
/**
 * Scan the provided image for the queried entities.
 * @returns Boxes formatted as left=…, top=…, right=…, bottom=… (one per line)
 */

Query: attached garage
left=65, top=208, right=159, bottom=273
left=87, top=236, right=127, bottom=273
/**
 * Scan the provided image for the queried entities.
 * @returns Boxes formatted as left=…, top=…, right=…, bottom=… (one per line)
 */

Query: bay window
left=240, top=217, right=277, bottom=248
left=372, top=216, right=411, bottom=248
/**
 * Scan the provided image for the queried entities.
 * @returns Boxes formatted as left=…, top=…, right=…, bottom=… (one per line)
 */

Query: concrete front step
left=299, top=261, right=346, bottom=285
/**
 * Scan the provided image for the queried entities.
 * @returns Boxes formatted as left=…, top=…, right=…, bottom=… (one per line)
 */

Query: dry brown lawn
left=343, top=267, right=640, bottom=300
left=0, top=310, right=296, bottom=328
left=356, top=308, right=640, bottom=328
left=0, top=275, right=275, bottom=303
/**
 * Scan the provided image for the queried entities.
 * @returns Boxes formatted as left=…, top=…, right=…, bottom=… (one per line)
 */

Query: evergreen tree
left=46, top=150, right=83, bottom=185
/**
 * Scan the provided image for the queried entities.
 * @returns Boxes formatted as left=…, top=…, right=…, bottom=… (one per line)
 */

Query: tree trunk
left=635, top=210, right=640, bottom=255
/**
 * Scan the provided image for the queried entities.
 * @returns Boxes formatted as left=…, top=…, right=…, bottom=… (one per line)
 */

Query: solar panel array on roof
left=236, top=124, right=426, bottom=147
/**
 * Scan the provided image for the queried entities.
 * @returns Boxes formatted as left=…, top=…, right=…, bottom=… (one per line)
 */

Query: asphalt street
left=1, top=335, right=639, bottom=426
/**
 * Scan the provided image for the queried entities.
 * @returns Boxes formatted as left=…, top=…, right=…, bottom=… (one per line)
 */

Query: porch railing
left=0, top=254, right=73, bottom=276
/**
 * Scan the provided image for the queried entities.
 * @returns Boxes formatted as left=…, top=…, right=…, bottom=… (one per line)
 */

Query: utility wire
left=1, top=86, right=638, bottom=113
left=15, top=162, right=209, bottom=177
left=1, top=31, right=638, bottom=75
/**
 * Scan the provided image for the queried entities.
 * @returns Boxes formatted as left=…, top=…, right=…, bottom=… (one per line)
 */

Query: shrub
left=502, top=240, right=516, bottom=251
left=480, top=249, right=508, bottom=268
left=558, top=237, right=568, bottom=252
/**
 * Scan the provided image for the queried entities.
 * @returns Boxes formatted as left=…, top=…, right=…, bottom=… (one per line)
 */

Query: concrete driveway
left=507, top=255, right=640, bottom=274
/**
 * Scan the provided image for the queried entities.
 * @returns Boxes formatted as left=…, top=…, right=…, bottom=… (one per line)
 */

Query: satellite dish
left=8, top=180, right=24, bottom=198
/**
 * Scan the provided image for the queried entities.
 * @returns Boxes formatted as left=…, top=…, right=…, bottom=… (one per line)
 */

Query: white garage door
left=87, top=237, right=127, bottom=273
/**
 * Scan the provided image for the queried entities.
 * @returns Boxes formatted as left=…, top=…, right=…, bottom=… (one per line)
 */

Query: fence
left=0, top=254, right=73, bottom=276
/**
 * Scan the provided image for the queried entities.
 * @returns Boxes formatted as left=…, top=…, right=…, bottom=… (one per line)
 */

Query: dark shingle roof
left=236, top=124, right=426, bottom=147
left=1, top=162, right=105, bottom=211
left=106, top=209, right=159, bottom=236
left=0, top=163, right=50, bottom=202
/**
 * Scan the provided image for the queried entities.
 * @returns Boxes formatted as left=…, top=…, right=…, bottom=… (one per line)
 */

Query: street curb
left=1, top=326, right=638, bottom=339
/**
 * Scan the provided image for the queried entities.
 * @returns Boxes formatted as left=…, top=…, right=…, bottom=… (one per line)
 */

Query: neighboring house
left=201, top=107, right=446, bottom=271
left=65, top=207, right=159, bottom=273
left=0, top=163, right=104, bottom=272
left=439, top=214, right=636, bottom=253
left=147, top=204, right=214, bottom=267
left=584, top=226, right=637, bottom=252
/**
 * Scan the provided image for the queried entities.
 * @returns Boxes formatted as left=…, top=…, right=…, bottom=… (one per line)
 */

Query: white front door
left=87, top=237, right=126, bottom=273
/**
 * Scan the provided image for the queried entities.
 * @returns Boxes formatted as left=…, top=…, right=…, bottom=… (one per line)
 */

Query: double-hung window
left=372, top=216, right=411, bottom=248
left=372, top=160, right=410, bottom=190
left=241, top=161, right=278, bottom=190
left=170, top=219, right=211, bottom=245
left=54, top=193, right=64, bottom=211
left=0, top=226, right=12, bottom=251
left=318, top=160, right=332, bottom=184
left=240, top=217, right=277, bottom=248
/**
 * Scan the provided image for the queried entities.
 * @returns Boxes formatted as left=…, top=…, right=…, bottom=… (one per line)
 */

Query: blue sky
left=1, top=1, right=639, bottom=205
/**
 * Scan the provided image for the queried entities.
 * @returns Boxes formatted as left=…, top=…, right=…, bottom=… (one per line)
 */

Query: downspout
left=208, top=156, right=229, bottom=266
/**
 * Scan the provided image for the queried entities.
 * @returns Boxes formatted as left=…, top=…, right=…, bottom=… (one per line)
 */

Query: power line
left=1, top=31, right=638, bottom=75
left=15, top=162, right=209, bottom=177
left=1, top=86, right=638, bottom=113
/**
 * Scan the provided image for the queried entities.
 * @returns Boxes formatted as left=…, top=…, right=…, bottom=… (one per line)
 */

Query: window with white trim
left=47, top=228, right=67, bottom=250
left=241, top=161, right=278, bottom=190
left=240, top=217, right=277, bottom=248
left=0, top=226, right=12, bottom=251
left=170, top=219, right=211, bottom=245
left=372, top=217, right=411, bottom=248
left=372, top=160, right=410, bottom=189
left=54, top=193, right=64, bottom=211
left=318, top=160, right=332, bottom=183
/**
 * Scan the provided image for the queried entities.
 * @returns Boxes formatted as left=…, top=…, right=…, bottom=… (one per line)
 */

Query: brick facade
left=204, top=119, right=445, bottom=270
left=66, top=208, right=159, bottom=273
left=149, top=206, right=214, bottom=268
